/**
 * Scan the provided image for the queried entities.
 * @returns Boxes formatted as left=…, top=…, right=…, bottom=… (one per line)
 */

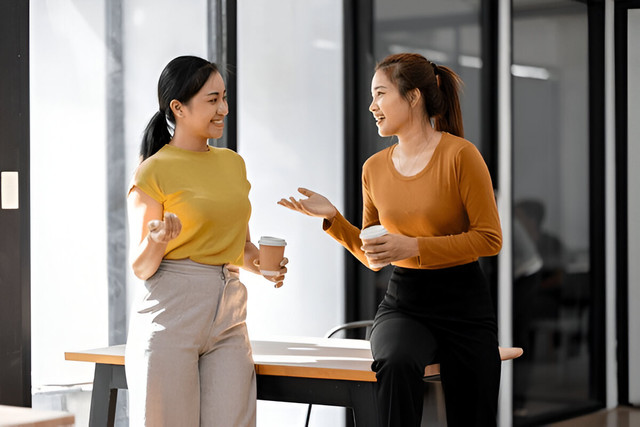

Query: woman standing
left=279, top=53, right=502, bottom=426
left=126, top=55, right=287, bottom=427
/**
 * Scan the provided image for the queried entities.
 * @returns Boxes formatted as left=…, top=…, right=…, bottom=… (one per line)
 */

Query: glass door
left=511, top=1, right=605, bottom=424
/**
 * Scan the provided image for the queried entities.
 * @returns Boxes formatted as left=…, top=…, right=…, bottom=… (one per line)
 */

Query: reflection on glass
left=512, top=1, right=596, bottom=424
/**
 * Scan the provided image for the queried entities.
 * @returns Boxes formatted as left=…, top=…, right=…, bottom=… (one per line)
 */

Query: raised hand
left=278, top=187, right=338, bottom=221
left=147, top=212, right=182, bottom=243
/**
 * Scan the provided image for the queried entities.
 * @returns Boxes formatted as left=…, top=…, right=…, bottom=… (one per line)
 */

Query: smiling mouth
left=375, top=116, right=385, bottom=124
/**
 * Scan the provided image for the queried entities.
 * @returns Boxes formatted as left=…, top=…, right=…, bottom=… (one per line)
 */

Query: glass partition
left=511, top=1, right=600, bottom=424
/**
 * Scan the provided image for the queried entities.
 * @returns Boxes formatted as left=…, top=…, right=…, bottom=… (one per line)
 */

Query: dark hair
left=140, top=56, right=219, bottom=161
left=375, top=53, right=464, bottom=137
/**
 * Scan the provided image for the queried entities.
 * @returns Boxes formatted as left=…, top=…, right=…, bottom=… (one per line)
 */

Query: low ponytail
left=432, top=65, right=464, bottom=138
left=140, top=110, right=172, bottom=161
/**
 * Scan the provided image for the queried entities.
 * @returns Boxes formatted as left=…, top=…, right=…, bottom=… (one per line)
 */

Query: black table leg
left=89, top=364, right=117, bottom=427
left=89, top=364, right=128, bottom=427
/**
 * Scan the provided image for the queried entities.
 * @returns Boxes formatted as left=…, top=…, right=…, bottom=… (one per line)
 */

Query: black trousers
left=370, top=262, right=501, bottom=427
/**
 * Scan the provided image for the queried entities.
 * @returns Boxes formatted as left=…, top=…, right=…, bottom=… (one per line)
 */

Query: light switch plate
left=1, top=171, right=19, bottom=209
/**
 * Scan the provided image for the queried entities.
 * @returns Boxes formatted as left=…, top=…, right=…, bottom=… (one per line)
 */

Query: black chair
left=304, top=320, right=374, bottom=427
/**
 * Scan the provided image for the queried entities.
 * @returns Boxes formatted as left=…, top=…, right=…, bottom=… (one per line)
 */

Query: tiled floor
left=549, top=406, right=640, bottom=427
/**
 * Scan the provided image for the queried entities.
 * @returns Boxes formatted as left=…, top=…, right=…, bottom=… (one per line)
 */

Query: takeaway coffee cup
left=258, top=236, right=287, bottom=276
left=359, top=225, right=389, bottom=269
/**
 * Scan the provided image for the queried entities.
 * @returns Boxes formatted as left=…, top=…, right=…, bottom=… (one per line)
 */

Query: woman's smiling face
left=180, top=71, right=229, bottom=140
left=369, top=69, right=412, bottom=137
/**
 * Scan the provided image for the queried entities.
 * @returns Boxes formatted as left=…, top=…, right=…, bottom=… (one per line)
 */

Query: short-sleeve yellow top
left=130, top=144, right=252, bottom=266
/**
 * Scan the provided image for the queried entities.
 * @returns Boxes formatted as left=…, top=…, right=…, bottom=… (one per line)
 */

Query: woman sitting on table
left=279, top=52, right=502, bottom=427
left=126, top=55, right=287, bottom=427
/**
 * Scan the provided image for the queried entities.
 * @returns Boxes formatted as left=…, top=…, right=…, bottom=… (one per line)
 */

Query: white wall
left=30, top=0, right=109, bottom=387
left=237, top=1, right=345, bottom=425
left=627, top=8, right=640, bottom=406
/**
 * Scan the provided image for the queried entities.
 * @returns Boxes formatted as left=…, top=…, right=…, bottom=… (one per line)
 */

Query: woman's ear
left=409, top=88, right=422, bottom=108
left=169, top=99, right=184, bottom=118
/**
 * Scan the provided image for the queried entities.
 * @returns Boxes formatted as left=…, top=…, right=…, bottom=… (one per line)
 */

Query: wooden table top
left=65, top=336, right=440, bottom=382
left=66, top=336, right=524, bottom=383
left=0, top=405, right=75, bottom=427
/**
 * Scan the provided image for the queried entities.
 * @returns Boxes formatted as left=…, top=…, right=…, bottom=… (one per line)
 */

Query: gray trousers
left=126, top=259, right=256, bottom=427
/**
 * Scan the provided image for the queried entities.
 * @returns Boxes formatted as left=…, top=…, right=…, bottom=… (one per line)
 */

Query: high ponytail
left=431, top=65, right=464, bottom=138
left=375, top=53, right=465, bottom=138
left=139, top=56, right=219, bottom=162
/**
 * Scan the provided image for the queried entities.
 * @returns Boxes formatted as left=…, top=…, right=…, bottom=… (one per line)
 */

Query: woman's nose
left=219, top=100, right=229, bottom=115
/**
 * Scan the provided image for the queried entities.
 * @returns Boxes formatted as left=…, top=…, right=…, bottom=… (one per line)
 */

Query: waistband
left=157, top=258, right=230, bottom=276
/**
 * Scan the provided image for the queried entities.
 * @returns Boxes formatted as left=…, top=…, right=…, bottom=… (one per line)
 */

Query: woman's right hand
left=147, top=212, right=182, bottom=243
left=278, top=187, right=338, bottom=221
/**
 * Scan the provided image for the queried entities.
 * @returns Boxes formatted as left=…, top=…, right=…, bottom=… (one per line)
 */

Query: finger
left=148, top=219, right=162, bottom=232
left=362, top=243, right=384, bottom=254
left=297, top=187, right=317, bottom=198
left=281, top=198, right=304, bottom=212
left=165, top=213, right=180, bottom=238
left=277, top=199, right=297, bottom=210
left=297, top=201, right=316, bottom=216
left=289, top=197, right=306, bottom=212
left=280, top=257, right=289, bottom=267
left=274, top=281, right=283, bottom=288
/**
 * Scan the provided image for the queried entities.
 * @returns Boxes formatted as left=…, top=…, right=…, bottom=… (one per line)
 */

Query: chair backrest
left=324, top=320, right=374, bottom=340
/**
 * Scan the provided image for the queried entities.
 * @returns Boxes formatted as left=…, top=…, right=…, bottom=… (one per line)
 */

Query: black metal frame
left=343, top=0, right=376, bottom=324
left=207, top=0, right=237, bottom=151
left=614, top=0, right=640, bottom=407
left=587, top=0, right=607, bottom=410
left=0, top=0, right=31, bottom=408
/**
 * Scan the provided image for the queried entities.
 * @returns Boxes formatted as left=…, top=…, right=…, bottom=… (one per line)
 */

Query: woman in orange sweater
left=279, top=53, right=502, bottom=426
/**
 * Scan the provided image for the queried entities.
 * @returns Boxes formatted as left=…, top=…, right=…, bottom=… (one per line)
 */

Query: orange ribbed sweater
left=324, top=132, right=502, bottom=270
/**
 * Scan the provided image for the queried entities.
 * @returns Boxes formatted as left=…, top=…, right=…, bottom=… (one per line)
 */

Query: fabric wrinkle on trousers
left=370, top=262, right=501, bottom=427
left=126, top=259, right=256, bottom=427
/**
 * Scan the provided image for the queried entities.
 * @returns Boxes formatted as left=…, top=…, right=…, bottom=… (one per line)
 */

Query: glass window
left=511, top=1, right=599, bottom=423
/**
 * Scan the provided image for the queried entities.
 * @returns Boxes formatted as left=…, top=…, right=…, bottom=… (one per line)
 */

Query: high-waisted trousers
left=126, top=259, right=256, bottom=427
left=370, top=262, right=501, bottom=427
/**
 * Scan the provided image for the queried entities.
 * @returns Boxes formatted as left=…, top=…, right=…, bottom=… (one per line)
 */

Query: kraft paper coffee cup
left=359, top=225, right=389, bottom=269
left=258, top=236, right=287, bottom=276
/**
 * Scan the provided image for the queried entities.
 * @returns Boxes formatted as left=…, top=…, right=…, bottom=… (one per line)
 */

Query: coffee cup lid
left=359, top=225, right=388, bottom=239
left=258, top=236, right=287, bottom=246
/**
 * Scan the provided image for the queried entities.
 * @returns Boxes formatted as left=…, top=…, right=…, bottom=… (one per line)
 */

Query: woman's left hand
left=254, top=257, right=289, bottom=288
left=361, top=233, right=419, bottom=266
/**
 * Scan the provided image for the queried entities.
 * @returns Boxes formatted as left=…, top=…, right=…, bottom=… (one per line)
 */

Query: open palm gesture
left=278, top=187, right=337, bottom=220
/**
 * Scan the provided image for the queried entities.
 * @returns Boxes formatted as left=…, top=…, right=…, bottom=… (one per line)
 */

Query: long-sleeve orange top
left=324, top=132, right=502, bottom=270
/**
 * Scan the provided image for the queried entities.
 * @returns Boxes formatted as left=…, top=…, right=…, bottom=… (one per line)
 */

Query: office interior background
left=0, top=0, right=638, bottom=426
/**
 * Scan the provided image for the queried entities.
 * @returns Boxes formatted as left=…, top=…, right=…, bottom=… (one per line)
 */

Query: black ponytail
left=140, top=110, right=172, bottom=161
left=139, top=56, right=219, bottom=162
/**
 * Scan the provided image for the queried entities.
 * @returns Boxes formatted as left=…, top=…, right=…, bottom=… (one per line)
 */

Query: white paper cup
left=258, top=236, right=287, bottom=276
left=359, top=225, right=389, bottom=269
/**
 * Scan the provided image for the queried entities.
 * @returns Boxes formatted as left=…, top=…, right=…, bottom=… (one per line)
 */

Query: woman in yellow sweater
left=126, top=56, right=287, bottom=427
left=279, top=53, right=502, bottom=426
